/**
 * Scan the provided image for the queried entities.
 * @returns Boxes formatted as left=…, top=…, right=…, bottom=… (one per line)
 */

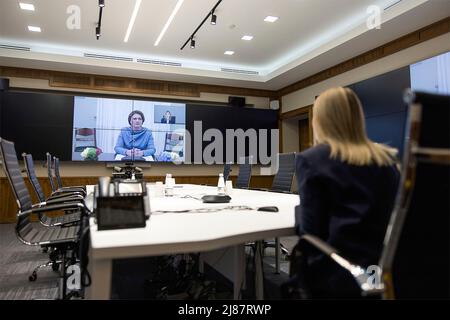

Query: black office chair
left=379, top=90, right=450, bottom=299
left=270, top=153, right=296, bottom=193
left=235, top=158, right=252, bottom=189
left=53, top=156, right=86, bottom=193
left=22, top=153, right=83, bottom=227
left=284, top=91, right=450, bottom=299
left=0, top=138, right=87, bottom=299
left=46, top=153, right=86, bottom=197
left=263, top=153, right=296, bottom=272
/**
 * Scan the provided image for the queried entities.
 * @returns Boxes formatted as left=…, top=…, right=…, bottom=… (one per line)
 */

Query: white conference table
left=85, top=184, right=299, bottom=300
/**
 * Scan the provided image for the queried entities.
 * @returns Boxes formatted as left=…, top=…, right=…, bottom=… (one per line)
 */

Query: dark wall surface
left=349, top=66, right=411, bottom=155
left=0, top=91, right=74, bottom=160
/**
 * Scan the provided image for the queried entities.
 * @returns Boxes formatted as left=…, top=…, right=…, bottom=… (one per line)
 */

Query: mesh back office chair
left=0, top=138, right=86, bottom=299
left=74, top=128, right=96, bottom=152
left=286, top=91, right=450, bottom=299
left=264, top=153, right=296, bottom=273
left=235, top=158, right=252, bottom=189
left=23, top=153, right=83, bottom=227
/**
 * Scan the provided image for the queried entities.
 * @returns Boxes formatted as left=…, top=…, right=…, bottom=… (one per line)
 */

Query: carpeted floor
left=0, top=223, right=60, bottom=300
left=0, top=223, right=298, bottom=300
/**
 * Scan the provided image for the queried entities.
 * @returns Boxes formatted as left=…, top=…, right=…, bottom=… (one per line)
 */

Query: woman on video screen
left=115, top=110, right=156, bottom=160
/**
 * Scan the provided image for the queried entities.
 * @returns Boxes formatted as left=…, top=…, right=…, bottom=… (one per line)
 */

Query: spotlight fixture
left=210, top=11, right=217, bottom=25
left=99, top=0, right=105, bottom=7
left=190, top=38, right=196, bottom=49
left=180, top=0, right=222, bottom=50
left=96, top=26, right=101, bottom=39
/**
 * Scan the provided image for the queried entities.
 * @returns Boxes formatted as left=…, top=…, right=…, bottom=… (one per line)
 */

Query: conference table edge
left=89, top=226, right=296, bottom=260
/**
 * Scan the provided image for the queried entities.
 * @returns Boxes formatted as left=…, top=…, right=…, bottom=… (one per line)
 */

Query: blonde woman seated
left=294, top=87, right=400, bottom=298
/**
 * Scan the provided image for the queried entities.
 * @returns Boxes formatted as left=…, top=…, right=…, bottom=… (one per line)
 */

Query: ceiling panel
left=0, top=0, right=448, bottom=89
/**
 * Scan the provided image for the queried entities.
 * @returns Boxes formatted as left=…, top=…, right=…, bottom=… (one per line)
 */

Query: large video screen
left=72, top=96, right=186, bottom=162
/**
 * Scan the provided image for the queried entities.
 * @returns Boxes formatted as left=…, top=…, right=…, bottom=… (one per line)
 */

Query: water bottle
left=165, top=173, right=172, bottom=185
left=165, top=173, right=174, bottom=197
left=217, top=173, right=225, bottom=195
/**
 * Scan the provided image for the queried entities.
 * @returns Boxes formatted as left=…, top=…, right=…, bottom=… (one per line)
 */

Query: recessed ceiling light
left=154, top=0, right=185, bottom=46
left=19, top=3, right=35, bottom=11
left=224, top=51, right=234, bottom=55
left=264, top=16, right=278, bottom=23
left=124, top=0, right=142, bottom=43
left=241, top=35, right=253, bottom=41
left=28, top=26, right=41, bottom=32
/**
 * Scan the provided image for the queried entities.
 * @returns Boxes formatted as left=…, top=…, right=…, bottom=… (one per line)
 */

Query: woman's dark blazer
left=295, top=144, right=399, bottom=297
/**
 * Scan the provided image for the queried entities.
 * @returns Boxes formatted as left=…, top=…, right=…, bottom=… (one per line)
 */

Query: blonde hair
left=313, top=87, right=397, bottom=166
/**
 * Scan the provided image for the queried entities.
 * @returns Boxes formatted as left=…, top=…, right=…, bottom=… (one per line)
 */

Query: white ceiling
left=0, top=0, right=449, bottom=90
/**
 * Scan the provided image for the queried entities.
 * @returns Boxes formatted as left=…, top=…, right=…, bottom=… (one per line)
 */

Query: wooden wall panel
left=50, top=74, right=92, bottom=87
left=420, top=18, right=450, bottom=41
left=0, top=178, right=18, bottom=223
left=280, top=104, right=313, bottom=120
left=0, top=67, right=277, bottom=98
left=383, top=33, right=421, bottom=56
left=0, top=175, right=275, bottom=223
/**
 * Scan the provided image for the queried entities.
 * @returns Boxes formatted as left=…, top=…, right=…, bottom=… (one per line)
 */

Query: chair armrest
left=47, top=193, right=84, bottom=201
left=51, top=190, right=85, bottom=197
left=58, top=186, right=87, bottom=196
left=60, top=185, right=86, bottom=192
left=20, top=201, right=89, bottom=218
left=299, top=234, right=338, bottom=256
left=298, top=234, right=384, bottom=296
left=46, top=194, right=84, bottom=206
left=32, top=202, right=47, bottom=208
left=32, top=196, right=85, bottom=215
left=67, top=185, right=86, bottom=191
